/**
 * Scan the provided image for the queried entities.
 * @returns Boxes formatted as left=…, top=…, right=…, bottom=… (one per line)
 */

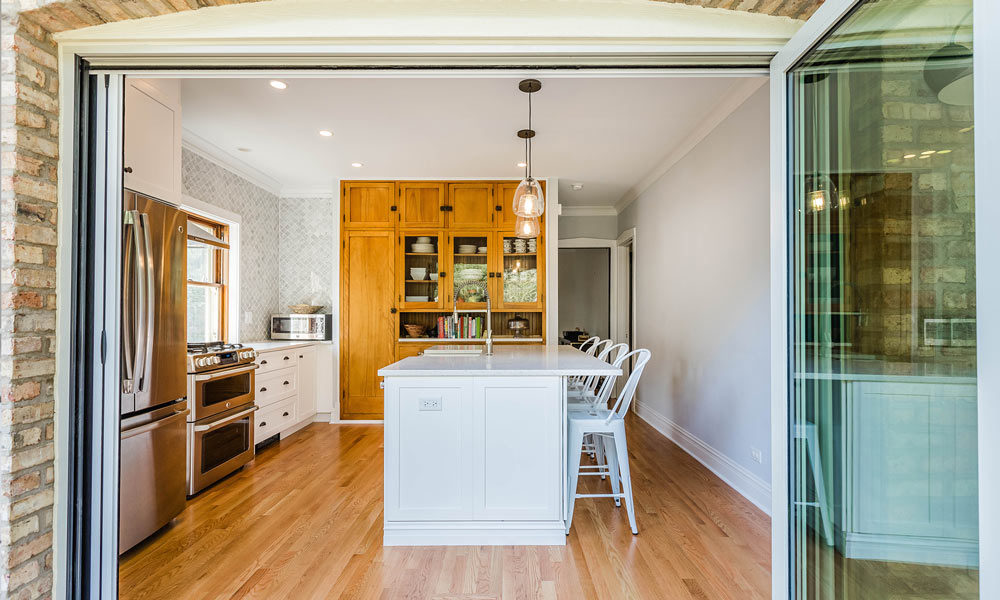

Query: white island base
left=378, top=346, right=620, bottom=546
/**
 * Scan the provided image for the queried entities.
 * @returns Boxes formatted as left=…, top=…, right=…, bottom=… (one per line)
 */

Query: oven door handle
left=193, top=405, right=259, bottom=432
left=193, top=363, right=259, bottom=382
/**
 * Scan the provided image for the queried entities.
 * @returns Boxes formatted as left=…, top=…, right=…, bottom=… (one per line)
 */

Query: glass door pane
left=789, top=1, right=977, bottom=598
left=400, top=232, right=444, bottom=309
left=497, top=232, right=541, bottom=309
left=452, top=233, right=490, bottom=309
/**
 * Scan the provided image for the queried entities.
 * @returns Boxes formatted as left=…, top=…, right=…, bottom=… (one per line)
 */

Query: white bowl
left=405, top=295, right=430, bottom=302
left=409, top=268, right=427, bottom=280
left=458, top=269, right=482, bottom=279
left=458, top=246, right=477, bottom=254
left=429, top=273, right=439, bottom=281
left=477, top=247, right=488, bottom=253
left=415, top=236, right=432, bottom=243
left=411, top=243, right=435, bottom=253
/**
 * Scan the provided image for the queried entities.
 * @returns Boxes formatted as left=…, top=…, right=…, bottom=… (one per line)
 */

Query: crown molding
left=280, top=187, right=337, bottom=199
left=181, top=129, right=283, bottom=196
left=615, top=76, right=767, bottom=214
left=560, top=205, right=618, bottom=217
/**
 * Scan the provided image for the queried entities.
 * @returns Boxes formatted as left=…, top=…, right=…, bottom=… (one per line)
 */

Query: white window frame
left=180, top=195, right=241, bottom=343
left=769, top=1, right=999, bottom=598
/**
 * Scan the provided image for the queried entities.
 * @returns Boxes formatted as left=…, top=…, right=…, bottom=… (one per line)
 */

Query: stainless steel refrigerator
left=119, top=191, right=188, bottom=553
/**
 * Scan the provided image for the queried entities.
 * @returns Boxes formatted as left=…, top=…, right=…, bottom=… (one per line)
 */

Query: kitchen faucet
left=485, top=291, right=494, bottom=356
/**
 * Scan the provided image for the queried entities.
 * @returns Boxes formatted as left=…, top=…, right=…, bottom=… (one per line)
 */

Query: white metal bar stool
left=795, top=421, right=834, bottom=546
left=569, top=341, right=626, bottom=462
left=568, top=337, right=602, bottom=392
left=566, top=349, right=651, bottom=536
left=568, top=339, right=614, bottom=398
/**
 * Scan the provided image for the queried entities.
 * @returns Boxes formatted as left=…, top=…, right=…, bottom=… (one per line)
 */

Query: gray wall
left=618, top=86, right=771, bottom=484
left=558, top=214, right=618, bottom=240
left=277, top=197, right=335, bottom=310
left=558, top=248, right=611, bottom=340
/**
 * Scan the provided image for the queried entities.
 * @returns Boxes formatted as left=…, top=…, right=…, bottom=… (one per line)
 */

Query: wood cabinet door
left=296, top=345, right=317, bottom=421
left=448, top=183, right=494, bottom=229
left=343, top=182, right=396, bottom=229
left=398, top=231, right=447, bottom=310
left=398, top=182, right=445, bottom=228
left=495, top=181, right=546, bottom=231
left=123, top=79, right=181, bottom=204
left=493, top=231, right=545, bottom=311
left=341, top=230, right=397, bottom=419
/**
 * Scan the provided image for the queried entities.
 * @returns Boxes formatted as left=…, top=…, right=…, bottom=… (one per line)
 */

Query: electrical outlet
left=750, top=447, right=763, bottom=464
left=419, top=397, right=442, bottom=411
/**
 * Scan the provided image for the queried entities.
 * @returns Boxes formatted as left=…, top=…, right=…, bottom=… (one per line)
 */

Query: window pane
left=789, top=1, right=977, bottom=598
left=187, top=240, right=216, bottom=283
left=187, top=285, right=221, bottom=343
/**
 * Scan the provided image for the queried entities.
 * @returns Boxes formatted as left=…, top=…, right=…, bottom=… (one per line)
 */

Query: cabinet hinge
left=342, top=214, right=346, bottom=222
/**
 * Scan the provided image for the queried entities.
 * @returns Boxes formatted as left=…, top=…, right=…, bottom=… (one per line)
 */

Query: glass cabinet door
left=494, top=232, right=543, bottom=310
left=450, top=233, right=490, bottom=309
left=399, top=232, right=445, bottom=310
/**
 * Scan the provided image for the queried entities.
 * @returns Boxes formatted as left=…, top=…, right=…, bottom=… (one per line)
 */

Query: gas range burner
left=186, top=342, right=256, bottom=373
left=187, top=342, right=244, bottom=354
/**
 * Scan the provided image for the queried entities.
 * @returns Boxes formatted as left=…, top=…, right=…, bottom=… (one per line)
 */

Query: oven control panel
left=187, top=348, right=257, bottom=373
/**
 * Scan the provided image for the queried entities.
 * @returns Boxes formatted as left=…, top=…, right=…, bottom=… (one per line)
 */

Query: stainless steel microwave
left=270, top=314, right=332, bottom=340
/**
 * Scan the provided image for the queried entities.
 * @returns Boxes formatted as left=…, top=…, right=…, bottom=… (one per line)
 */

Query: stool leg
left=612, top=428, right=638, bottom=534
left=595, top=435, right=606, bottom=480
left=602, top=435, right=621, bottom=507
left=566, top=426, right=585, bottom=535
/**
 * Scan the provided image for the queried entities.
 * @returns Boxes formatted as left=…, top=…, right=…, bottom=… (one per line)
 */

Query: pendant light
left=514, top=214, right=541, bottom=238
left=923, top=11, right=973, bottom=106
left=513, top=79, right=545, bottom=225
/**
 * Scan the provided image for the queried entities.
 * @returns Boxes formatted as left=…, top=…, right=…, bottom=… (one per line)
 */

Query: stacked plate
left=457, top=244, right=477, bottom=254
left=404, top=295, right=430, bottom=302
left=411, top=243, right=435, bottom=253
left=458, top=268, right=483, bottom=280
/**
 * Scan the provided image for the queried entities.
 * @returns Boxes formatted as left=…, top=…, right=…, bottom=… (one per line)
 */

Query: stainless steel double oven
left=186, top=354, right=258, bottom=495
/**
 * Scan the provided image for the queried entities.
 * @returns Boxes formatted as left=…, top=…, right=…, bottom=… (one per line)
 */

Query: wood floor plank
left=120, top=416, right=772, bottom=599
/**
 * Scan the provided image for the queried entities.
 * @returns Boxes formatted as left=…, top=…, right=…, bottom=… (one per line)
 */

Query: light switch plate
left=419, top=397, right=442, bottom=411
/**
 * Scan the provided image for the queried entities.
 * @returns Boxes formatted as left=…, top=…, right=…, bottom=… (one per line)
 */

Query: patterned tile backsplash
left=182, top=149, right=334, bottom=341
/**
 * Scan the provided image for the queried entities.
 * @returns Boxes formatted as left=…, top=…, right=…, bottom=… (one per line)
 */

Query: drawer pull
left=283, top=380, right=290, bottom=385
left=283, top=356, right=291, bottom=361
left=261, top=359, right=268, bottom=365
left=299, top=354, right=303, bottom=358
left=282, top=411, right=290, bottom=417
left=259, top=421, right=267, bottom=427
left=260, top=387, right=267, bottom=392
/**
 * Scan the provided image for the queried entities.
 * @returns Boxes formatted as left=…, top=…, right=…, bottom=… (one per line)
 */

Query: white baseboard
left=384, top=521, right=566, bottom=546
left=633, top=399, right=772, bottom=515
left=330, top=419, right=384, bottom=425
left=313, top=412, right=331, bottom=423
left=844, top=532, right=979, bottom=568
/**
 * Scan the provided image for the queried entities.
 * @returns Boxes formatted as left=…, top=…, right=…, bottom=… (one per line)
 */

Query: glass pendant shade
left=514, top=215, right=541, bottom=239
left=512, top=178, right=545, bottom=218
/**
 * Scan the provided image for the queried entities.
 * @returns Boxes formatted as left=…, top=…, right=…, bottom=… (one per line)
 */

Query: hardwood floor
left=119, top=415, right=771, bottom=599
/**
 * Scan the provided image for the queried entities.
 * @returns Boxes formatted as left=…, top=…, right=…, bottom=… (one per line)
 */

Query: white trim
left=615, top=76, right=767, bottom=213
left=769, top=3, right=860, bottom=598
left=179, top=194, right=242, bottom=343
left=280, top=187, right=336, bottom=199
left=615, top=228, right=636, bottom=373
left=181, top=130, right=283, bottom=196
left=976, top=0, right=1000, bottom=596
left=560, top=205, right=618, bottom=217
left=384, top=521, right=566, bottom=546
left=557, top=237, right=619, bottom=345
left=842, top=532, right=979, bottom=569
left=633, top=399, right=772, bottom=516
left=331, top=419, right=384, bottom=425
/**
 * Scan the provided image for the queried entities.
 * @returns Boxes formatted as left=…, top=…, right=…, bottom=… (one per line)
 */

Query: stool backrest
left=606, top=349, right=651, bottom=423
left=579, top=336, right=601, bottom=356
left=582, top=339, right=615, bottom=392
left=592, top=343, right=630, bottom=406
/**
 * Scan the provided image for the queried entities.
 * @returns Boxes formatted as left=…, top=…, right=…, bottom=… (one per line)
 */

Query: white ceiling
left=179, top=75, right=753, bottom=206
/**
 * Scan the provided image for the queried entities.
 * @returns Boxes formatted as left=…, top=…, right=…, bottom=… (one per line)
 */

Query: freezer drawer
left=119, top=403, right=189, bottom=553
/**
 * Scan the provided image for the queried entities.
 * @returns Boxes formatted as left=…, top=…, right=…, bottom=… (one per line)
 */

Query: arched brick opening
left=0, top=0, right=821, bottom=595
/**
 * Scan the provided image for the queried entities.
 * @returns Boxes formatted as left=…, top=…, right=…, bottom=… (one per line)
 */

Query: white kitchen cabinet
left=253, top=343, right=320, bottom=440
left=294, top=345, right=317, bottom=421
left=473, top=377, right=561, bottom=521
left=123, top=79, right=182, bottom=204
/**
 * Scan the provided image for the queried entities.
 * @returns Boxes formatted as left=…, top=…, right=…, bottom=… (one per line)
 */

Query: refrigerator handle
left=122, top=211, right=141, bottom=394
left=137, top=212, right=156, bottom=393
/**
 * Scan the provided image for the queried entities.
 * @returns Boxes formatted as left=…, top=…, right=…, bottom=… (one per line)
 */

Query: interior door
left=771, top=1, right=985, bottom=598
left=341, top=230, right=397, bottom=419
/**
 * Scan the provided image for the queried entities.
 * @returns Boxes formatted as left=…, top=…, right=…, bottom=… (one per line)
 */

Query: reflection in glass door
left=789, top=1, right=977, bottom=598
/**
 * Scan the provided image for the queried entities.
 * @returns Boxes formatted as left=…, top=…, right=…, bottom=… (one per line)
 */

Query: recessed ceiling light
left=237, top=147, right=251, bottom=152
left=269, top=80, right=287, bottom=90
left=516, top=162, right=527, bottom=168
left=919, top=154, right=931, bottom=159
left=959, top=126, right=974, bottom=133
left=319, top=130, right=333, bottom=137
left=351, top=162, right=363, bottom=168
left=571, top=183, right=584, bottom=191
left=921, top=150, right=936, bottom=155
left=937, top=149, right=953, bottom=154
left=903, top=154, right=916, bottom=159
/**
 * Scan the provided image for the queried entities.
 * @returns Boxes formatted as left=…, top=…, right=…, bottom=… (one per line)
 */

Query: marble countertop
left=243, top=340, right=328, bottom=352
left=379, top=345, right=622, bottom=377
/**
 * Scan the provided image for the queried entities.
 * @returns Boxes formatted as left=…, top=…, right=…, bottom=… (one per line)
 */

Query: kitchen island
left=377, top=345, right=620, bottom=546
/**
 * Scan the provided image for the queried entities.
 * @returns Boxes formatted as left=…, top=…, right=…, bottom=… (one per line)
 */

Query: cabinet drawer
left=257, top=397, right=297, bottom=440
left=255, top=366, right=297, bottom=407
left=256, top=350, right=298, bottom=374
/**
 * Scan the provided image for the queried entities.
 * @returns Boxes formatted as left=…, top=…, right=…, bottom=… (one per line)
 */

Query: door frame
left=557, top=237, right=618, bottom=343
left=769, top=1, right=999, bottom=598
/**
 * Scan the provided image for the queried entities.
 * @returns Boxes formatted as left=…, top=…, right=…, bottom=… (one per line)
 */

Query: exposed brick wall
left=0, top=0, right=817, bottom=596
left=1, top=3, right=60, bottom=598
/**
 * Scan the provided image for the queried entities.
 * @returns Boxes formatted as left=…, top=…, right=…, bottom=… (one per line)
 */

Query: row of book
left=437, top=315, right=485, bottom=339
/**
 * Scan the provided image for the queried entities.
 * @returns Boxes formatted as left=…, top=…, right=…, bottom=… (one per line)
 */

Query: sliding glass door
left=773, top=0, right=990, bottom=597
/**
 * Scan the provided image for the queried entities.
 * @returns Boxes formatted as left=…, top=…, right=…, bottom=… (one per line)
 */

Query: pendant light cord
left=527, top=90, right=533, bottom=179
